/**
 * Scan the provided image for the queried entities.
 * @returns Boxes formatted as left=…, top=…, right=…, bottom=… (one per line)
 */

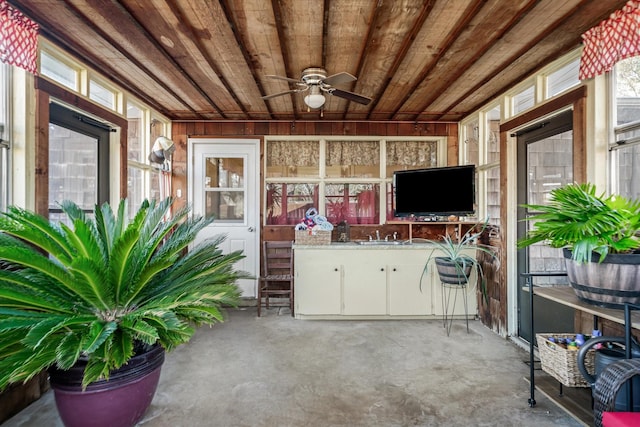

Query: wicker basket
left=536, top=333, right=595, bottom=387
left=295, top=229, right=331, bottom=245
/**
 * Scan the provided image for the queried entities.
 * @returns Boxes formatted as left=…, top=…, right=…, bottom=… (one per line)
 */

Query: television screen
left=393, top=165, right=476, bottom=217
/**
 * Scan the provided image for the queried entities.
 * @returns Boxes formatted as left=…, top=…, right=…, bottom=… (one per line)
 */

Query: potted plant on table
left=0, top=198, right=248, bottom=427
left=517, top=182, right=640, bottom=308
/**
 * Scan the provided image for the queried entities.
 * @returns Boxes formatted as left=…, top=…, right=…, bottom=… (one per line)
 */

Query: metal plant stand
left=441, top=281, right=469, bottom=336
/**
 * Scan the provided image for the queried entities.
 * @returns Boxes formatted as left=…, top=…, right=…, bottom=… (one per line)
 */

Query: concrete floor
left=4, top=307, right=581, bottom=427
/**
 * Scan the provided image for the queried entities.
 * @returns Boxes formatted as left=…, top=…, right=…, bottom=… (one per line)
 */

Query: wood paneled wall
left=170, top=120, right=459, bottom=215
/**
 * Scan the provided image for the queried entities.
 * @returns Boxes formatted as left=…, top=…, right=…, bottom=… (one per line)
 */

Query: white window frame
left=263, top=135, right=447, bottom=225
left=0, top=63, right=10, bottom=212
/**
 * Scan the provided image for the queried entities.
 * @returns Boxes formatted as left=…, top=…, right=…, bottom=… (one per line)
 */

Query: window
left=40, top=41, right=123, bottom=116
left=461, top=105, right=501, bottom=226
left=264, top=137, right=444, bottom=225
left=126, top=102, right=169, bottom=217
left=512, top=85, right=535, bottom=115
left=611, top=56, right=640, bottom=200
left=0, top=63, right=9, bottom=212
left=462, top=118, right=479, bottom=166
left=40, top=50, right=79, bottom=92
left=89, top=77, right=117, bottom=110
left=546, top=58, right=580, bottom=98
left=482, top=105, right=501, bottom=225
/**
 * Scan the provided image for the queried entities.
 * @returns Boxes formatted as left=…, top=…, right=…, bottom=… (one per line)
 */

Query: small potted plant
left=421, top=220, right=499, bottom=304
left=517, top=182, right=640, bottom=308
left=0, top=198, right=249, bottom=427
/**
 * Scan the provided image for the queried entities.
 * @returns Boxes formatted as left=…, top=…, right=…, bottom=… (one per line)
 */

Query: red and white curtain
left=580, top=0, right=640, bottom=80
left=0, top=0, right=38, bottom=74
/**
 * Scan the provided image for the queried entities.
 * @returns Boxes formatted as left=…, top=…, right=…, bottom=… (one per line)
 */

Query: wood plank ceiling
left=9, top=0, right=628, bottom=122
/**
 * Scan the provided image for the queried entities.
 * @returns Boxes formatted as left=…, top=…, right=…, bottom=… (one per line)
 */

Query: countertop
left=293, top=240, right=442, bottom=250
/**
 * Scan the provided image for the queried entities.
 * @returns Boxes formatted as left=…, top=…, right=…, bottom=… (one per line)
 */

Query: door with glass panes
left=516, top=109, right=575, bottom=343
left=48, top=103, right=110, bottom=223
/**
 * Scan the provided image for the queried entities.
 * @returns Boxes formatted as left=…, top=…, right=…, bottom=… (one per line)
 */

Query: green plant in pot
left=517, top=182, right=640, bottom=308
left=421, top=220, right=499, bottom=306
left=0, top=198, right=248, bottom=427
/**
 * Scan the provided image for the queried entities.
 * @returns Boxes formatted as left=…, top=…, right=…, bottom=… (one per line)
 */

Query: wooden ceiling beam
left=271, top=0, right=301, bottom=120
left=429, top=0, right=622, bottom=121
left=364, top=0, right=437, bottom=120
left=117, top=0, right=228, bottom=119
left=403, top=0, right=537, bottom=121
left=218, top=0, right=275, bottom=119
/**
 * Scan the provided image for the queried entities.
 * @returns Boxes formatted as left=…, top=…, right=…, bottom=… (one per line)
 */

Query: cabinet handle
left=334, top=268, right=339, bottom=271
left=393, top=268, right=397, bottom=271
left=380, top=268, right=384, bottom=271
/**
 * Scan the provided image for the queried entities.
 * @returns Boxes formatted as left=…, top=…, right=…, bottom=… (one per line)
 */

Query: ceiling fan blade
left=323, top=72, right=357, bottom=86
left=265, top=74, right=301, bottom=84
left=330, top=88, right=372, bottom=105
left=262, top=89, right=299, bottom=100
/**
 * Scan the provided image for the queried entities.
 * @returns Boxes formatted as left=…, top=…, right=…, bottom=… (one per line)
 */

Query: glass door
left=516, top=110, right=576, bottom=342
left=48, top=103, right=110, bottom=223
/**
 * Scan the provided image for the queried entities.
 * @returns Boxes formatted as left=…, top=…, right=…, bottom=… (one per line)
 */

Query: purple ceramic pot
left=49, top=344, right=165, bottom=427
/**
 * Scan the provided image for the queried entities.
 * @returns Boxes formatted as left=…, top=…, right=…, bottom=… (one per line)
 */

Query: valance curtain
left=267, top=140, right=318, bottom=167
left=0, top=0, right=38, bottom=74
left=579, top=0, right=640, bottom=80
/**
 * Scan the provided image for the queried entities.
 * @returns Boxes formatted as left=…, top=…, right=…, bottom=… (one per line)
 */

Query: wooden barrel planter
left=563, top=248, right=640, bottom=309
left=435, top=257, right=473, bottom=285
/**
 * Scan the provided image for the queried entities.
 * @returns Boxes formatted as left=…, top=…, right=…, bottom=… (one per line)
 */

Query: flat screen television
left=393, top=165, right=476, bottom=217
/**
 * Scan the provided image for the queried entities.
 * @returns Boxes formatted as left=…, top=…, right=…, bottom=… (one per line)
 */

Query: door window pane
left=205, top=191, right=244, bottom=221
left=49, top=125, right=98, bottom=221
left=204, top=157, right=245, bottom=222
left=615, top=144, right=640, bottom=200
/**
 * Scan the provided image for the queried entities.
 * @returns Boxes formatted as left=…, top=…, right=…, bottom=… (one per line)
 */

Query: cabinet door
left=295, top=251, right=342, bottom=315
left=388, top=263, right=431, bottom=315
left=342, top=260, right=387, bottom=315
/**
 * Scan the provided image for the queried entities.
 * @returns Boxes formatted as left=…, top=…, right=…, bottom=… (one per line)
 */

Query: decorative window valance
left=0, top=0, right=38, bottom=74
left=579, top=0, right=640, bottom=80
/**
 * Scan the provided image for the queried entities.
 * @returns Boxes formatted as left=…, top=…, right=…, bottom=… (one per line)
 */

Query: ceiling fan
left=262, top=67, right=372, bottom=108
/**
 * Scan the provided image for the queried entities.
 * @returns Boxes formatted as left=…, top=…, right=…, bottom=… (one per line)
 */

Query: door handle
left=248, top=227, right=255, bottom=232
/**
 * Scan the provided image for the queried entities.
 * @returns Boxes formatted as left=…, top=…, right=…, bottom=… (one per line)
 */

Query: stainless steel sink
left=357, top=240, right=408, bottom=246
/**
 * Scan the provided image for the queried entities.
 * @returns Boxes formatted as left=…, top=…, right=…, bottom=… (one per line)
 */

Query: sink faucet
left=393, top=232, right=398, bottom=241
left=376, top=230, right=380, bottom=241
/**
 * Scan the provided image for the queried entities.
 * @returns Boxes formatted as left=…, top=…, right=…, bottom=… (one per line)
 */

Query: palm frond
left=0, top=206, right=74, bottom=264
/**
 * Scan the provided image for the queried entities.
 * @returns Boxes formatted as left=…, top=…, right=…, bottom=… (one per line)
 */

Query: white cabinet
left=388, top=262, right=431, bottom=315
left=295, top=250, right=342, bottom=315
left=342, top=255, right=388, bottom=315
left=294, top=245, right=475, bottom=319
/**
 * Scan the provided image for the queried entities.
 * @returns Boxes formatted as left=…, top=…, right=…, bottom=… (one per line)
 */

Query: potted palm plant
left=0, top=198, right=248, bottom=427
left=517, top=182, right=640, bottom=308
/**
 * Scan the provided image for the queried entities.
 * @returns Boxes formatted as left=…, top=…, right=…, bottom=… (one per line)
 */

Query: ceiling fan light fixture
left=304, top=86, right=325, bottom=109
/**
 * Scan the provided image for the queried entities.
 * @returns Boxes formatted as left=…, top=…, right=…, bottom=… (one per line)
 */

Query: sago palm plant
left=0, top=198, right=247, bottom=389
left=518, top=183, right=640, bottom=263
